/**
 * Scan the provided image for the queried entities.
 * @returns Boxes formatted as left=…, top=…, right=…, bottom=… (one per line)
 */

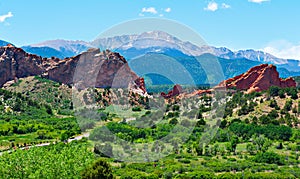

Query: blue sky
left=0, top=0, right=299, bottom=59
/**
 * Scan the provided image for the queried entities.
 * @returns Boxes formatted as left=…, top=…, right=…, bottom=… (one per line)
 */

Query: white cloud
left=204, top=2, right=231, bottom=11
left=165, top=7, right=171, bottom=13
left=262, top=40, right=300, bottom=60
left=248, top=0, right=270, bottom=4
left=204, top=1, right=218, bottom=11
left=159, top=14, right=164, bottom=17
left=0, top=12, right=13, bottom=23
left=221, top=3, right=231, bottom=9
left=139, top=13, right=145, bottom=17
left=142, top=7, right=158, bottom=14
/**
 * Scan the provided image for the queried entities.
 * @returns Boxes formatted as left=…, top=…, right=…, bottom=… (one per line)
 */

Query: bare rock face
left=161, top=84, right=183, bottom=99
left=0, top=46, right=45, bottom=86
left=216, top=64, right=296, bottom=93
left=134, top=78, right=146, bottom=93
left=0, top=46, right=146, bottom=93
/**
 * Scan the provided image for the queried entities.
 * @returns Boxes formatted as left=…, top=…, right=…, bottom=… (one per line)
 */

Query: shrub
left=132, top=107, right=142, bottom=112
left=253, top=152, right=285, bottom=165
left=81, top=159, right=114, bottom=179
left=179, top=159, right=191, bottom=164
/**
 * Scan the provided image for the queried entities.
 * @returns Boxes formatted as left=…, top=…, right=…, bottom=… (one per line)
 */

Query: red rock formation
left=0, top=46, right=146, bottom=93
left=0, top=45, right=45, bottom=86
left=161, top=84, right=183, bottom=99
left=194, top=89, right=212, bottom=96
left=134, top=77, right=147, bottom=93
left=216, top=64, right=296, bottom=93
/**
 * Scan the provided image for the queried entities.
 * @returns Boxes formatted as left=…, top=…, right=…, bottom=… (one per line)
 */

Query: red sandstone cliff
left=0, top=45, right=146, bottom=92
left=216, top=64, right=296, bottom=93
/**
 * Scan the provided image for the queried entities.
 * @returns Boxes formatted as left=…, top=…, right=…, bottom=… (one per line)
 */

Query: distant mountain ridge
left=199, top=47, right=300, bottom=72
left=22, top=40, right=93, bottom=58
left=96, top=31, right=299, bottom=74
left=22, top=46, right=65, bottom=59
left=91, top=31, right=203, bottom=56
left=14, top=31, right=300, bottom=66
left=2, top=31, right=300, bottom=77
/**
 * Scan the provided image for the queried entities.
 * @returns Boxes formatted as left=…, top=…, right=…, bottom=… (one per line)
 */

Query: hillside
left=4, top=76, right=73, bottom=115
left=0, top=87, right=80, bottom=150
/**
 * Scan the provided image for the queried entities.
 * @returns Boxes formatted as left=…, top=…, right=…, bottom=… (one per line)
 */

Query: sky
left=0, top=0, right=300, bottom=59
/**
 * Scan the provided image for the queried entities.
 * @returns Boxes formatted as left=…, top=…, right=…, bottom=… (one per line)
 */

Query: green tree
left=253, top=152, right=285, bottom=165
left=279, top=89, right=285, bottom=98
left=259, top=115, right=271, bottom=124
left=268, top=109, right=279, bottom=119
left=169, top=118, right=178, bottom=125
left=269, top=86, right=279, bottom=97
left=81, top=159, right=114, bottom=179
left=283, top=99, right=293, bottom=111
left=252, top=135, right=271, bottom=152
left=246, top=143, right=256, bottom=155
left=230, top=135, right=239, bottom=154
left=44, top=104, right=53, bottom=115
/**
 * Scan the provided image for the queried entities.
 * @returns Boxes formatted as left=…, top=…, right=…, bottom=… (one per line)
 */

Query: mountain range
left=22, top=40, right=93, bottom=58
left=1, top=31, right=300, bottom=84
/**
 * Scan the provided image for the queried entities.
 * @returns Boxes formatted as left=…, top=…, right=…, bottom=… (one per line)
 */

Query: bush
left=217, top=173, right=239, bottom=179
left=120, top=169, right=148, bottom=179
left=253, top=152, right=285, bottom=165
left=132, top=107, right=142, bottom=112
left=229, top=123, right=292, bottom=141
left=169, top=118, right=178, bottom=125
left=179, top=159, right=191, bottom=164
left=227, top=158, right=237, bottom=162
left=177, top=171, right=215, bottom=179
left=243, top=172, right=296, bottom=179
left=81, top=159, right=114, bottom=179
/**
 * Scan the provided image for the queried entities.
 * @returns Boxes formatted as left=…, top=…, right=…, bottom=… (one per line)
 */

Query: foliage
left=81, top=158, right=114, bottom=179
left=229, top=123, right=292, bottom=141
left=253, top=152, right=285, bottom=165
left=0, top=141, right=95, bottom=178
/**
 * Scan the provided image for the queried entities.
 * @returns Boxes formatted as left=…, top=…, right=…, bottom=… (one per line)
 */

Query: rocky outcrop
left=161, top=84, right=183, bottom=99
left=216, top=64, right=296, bottom=93
left=0, top=45, right=45, bottom=86
left=134, top=78, right=147, bottom=93
left=0, top=46, right=146, bottom=93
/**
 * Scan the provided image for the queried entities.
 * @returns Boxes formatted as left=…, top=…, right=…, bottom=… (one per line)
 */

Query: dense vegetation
left=83, top=86, right=300, bottom=178
left=0, top=140, right=95, bottom=179
left=0, top=77, right=299, bottom=178
left=0, top=87, right=80, bottom=150
left=5, top=76, right=73, bottom=115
